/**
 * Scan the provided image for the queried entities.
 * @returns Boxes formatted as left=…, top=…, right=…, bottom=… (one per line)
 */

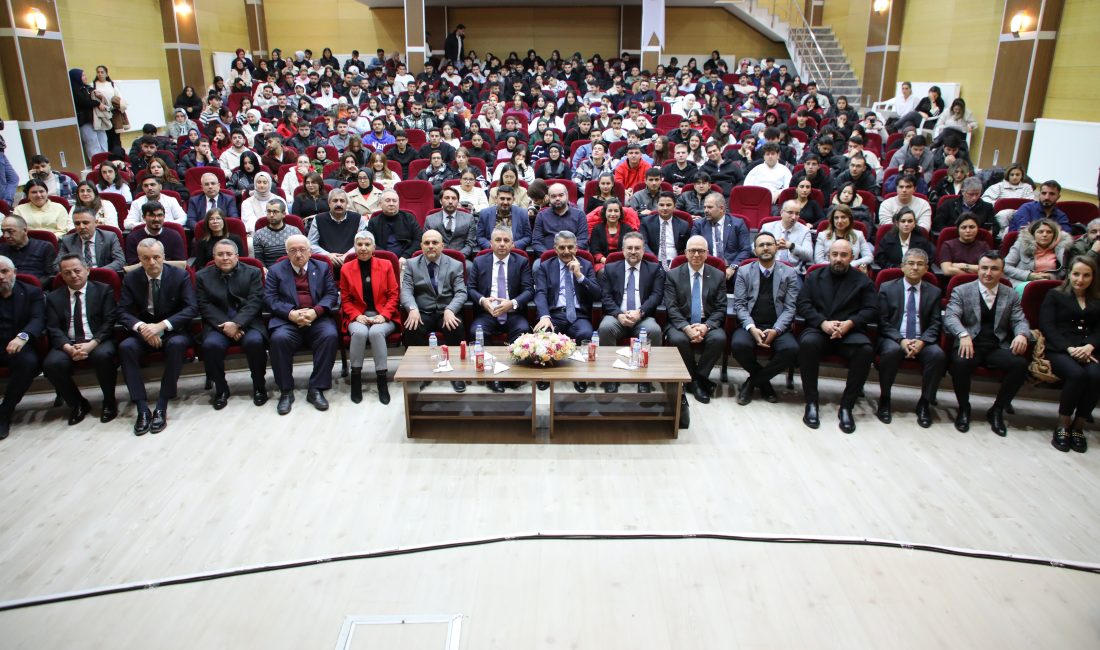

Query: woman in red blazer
left=340, top=231, right=401, bottom=405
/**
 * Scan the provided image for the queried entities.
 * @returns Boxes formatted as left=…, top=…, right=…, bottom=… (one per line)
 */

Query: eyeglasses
left=686, top=248, right=708, bottom=255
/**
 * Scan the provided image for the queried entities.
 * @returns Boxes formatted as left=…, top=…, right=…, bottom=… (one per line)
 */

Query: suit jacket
left=45, top=280, right=117, bottom=348
left=534, top=256, right=600, bottom=319
left=425, top=209, right=478, bottom=258
left=663, top=262, right=727, bottom=332
left=400, top=253, right=467, bottom=315
left=118, top=264, right=197, bottom=332
left=796, top=265, right=878, bottom=344
left=599, top=259, right=665, bottom=318
left=339, top=255, right=400, bottom=327
left=944, top=280, right=1032, bottom=349
left=1039, top=289, right=1100, bottom=352
left=186, top=192, right=239, bottom=228
left=469, top=252, right=533, bottom=314
left=877, top=278, right=942, bottom=344
left=264, top=258, right=340, bottom=331
left=639, top=214, right=690, bottom=259
left=3, top=280, right=46, bottom=340
left=690, top=215, right=752, bottom=267
left=57, top=231, right=126, bottom=273
left=476, top=205, right=531, bottom=251
left=195, top=262, right=268, bottom=336
left=731, top=261, right=801, bottom=334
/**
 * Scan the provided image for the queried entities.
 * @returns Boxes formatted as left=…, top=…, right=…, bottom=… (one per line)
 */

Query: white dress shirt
left=125, top=194, right=187, bottom=229
left=620, top=263, right=642, bottom=312
left=657, top=217, right=678, bottom=264
left=490, top=254, right=519, bottom=311
left=67, top=286, right=94, bottom=341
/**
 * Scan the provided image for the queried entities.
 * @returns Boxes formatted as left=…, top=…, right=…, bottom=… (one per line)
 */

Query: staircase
left=792, top=27, right=862, bottom=106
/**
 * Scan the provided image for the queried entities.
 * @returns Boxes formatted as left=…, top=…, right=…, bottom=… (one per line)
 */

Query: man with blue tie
left=664, top=235, right=728, bottom=404
left=265, top=234, right=340, bottom=414
left=469, top=226, right=534, bottom=392
left=597, top=231, right=665, bottom=393
left=186, top=172, right=239, bottom=228
left=534, top=230, right=599, bottom=392
left=690, top=192, right=751, bottom=284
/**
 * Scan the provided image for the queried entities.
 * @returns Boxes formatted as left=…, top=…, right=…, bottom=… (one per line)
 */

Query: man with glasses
left=124, top=202, right=187, bottom=265
left=124, top=176, right=186, bottom=229
left=761, top=200, right=814, bottom=274
left=664, top=235, right=727, bottom=404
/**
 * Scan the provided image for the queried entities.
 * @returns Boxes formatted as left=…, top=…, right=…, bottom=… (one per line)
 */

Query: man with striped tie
left=639, top=192, right=689, bottom=270
left=469, top=226, right=533, bottom=393
left=597, top=231, right=665, bottom=393
left=56, top=207, right=126, bottom=273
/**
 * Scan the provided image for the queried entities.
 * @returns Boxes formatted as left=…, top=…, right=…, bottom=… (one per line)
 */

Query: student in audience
left=588, top=199, right=635, bottom=265
left=227, top=151, right=263, bottom=197
left=124, top=202, right=187, bottom=265
left=585, top=173, right=618, bottom=213
left=790, top=178, right=826, bottom=226
left=14, top=179, right=72, bottom=236
left=126, top=177, right=187, bottom=229
left=814, top=205, right=873, bottom=272
left=456, top=170, right=490, bottom=213
left=744, top=143, right=793, bottom=202
left=878, top=175, right=932, bottom=231
left=830, top=181, right=873, bottom=232
left=874, top=207, right=934, bottom=270
left=1008, top=181, right=1070, bottom=233
left=345, top=168, right=381, bottom=218
left=1004, top=218, right=1070, bottom=289
left=27, top=155, right=77, bottom=202
left=252, top=200, right=300, bottom=267
left=476, top=185, right=530, bottom=251
left=834, top=154, right=878, bottom=197
left=0, top=214, right=57, bottom=287
left=94, top=161, right=132, bottom=202
left=290, top=172, right=329, bottom=219
left=982, top=163, right=1034, bottom=205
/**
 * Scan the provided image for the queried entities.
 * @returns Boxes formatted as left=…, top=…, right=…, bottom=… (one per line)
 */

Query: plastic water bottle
left=589, top=331, right=599, bottom=362
left=639, top=328, right=651, bottom=368
left=629, top=338, right=641, bottom=369
left=475, top=324, right=484, bottom=347
left=473, top=341, right=485, bottom=371
left=429, top=332, right=439, bottom=360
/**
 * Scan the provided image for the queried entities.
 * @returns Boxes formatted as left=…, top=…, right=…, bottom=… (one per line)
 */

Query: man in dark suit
left=444, top=24, right=465, bottom=66
left=476, top=185, right=531, bottom=251
left=598, top=231, right=665, bottom=393
left=57, top=207, right=125, bottom=273
left=265, top=234, right=340, bottom=414
left=664, top=235, right=728, bottom=404
left=640, top=192, right=690, bottom=269
left=876, top=248, right=946, bottom=428
left=469, top=226, right=534, bottom=392
left=0, top=256, right=45, bottom=439
left=944, top=251, right=1032, bottom=436
left=1, top=214, right=57, bottom=287
left=43, top=255, right=119, bottom=426
left=196, top=240, right=268, bottom=410
left=796, top=239, right=878, bottom=433
left=730, top=232, right=801, bottom=405
left=534, top=230, right=600, bottom=392
left=118, top=239, right=197, bottom=435
left=690, top=192, right=751, bottom=284
left=185, top=171, right=239, bottom=229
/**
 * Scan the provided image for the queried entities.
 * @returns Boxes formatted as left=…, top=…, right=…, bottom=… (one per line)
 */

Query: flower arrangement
left=507, top=331, right=576, bottom=367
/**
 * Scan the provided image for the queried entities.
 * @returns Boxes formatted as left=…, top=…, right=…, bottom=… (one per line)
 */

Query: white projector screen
left=1029, top=118, right=1100, bottom=195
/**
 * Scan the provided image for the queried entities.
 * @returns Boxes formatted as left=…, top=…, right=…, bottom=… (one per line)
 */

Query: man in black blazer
left=469, top=226, right=534, bottom=392
left=598, top=231, right=665, bottom=393
left=185, top=172, right=239, bottom=229
left=0, top=256, right=45, bottom=439
left=639, top=192, right=689, bottom=269
left=876, top=249, right=946, bottom=428
left=796, top=239, right=878, bottom=433
left=118, top=238, right=197, bottom=436
left=664, top=235, right=728, bottom=404
left=43, top=255, right=119, bottom=426
left=195, top=240, right=268, bottom=410
left=57, top=207, right=126, bottom=273
left=534, top=230, right=600, bottom=392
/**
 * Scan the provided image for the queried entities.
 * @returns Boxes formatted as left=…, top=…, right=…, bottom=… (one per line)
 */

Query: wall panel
left=447, top=7, right=621, bottom=60
left=1042, top=0, right=1100, bottom=122
left=195, top=0, right=250, bottom=85
left=665, top=8, right=787, bottom=61
left=265, top=1, right=404, bottom=56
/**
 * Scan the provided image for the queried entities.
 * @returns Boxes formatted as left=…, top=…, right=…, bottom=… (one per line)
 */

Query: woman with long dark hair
left=193, top=208, right=245, bottom=268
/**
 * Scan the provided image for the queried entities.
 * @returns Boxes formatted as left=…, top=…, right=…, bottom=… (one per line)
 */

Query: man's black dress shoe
left=100, top=402, right=118, bottom=423
left=211, top=389, right=229, bottom=410
left=603, top=382, right=619, bottom=393
left=915, top=400, right=933, bottom=428
left=488, top=381, right=506, bottom=393
left=536, top=381, right=550, bottom=391
left=703, top=379, right=717, bottom=397
left=277, top=391, right=294, bottom=415
left=134, top=410, right=152, bottom=436
left=838, top=407, right=856, bottom=434
left=760, top=382, right=778, bottom=403
left=954, top=404, right=971, bottom=432
left=68, top=398, right=92, bottom=425
left=689, top=382, right=710, bottom=404
left=150, top=409, right=167, bottom=434
left=574, top=382, right=588, bottom=393
left=307, top=389, right=329, bottom=411
left=638, top=382, right=653, bottom=393
left=986, top=406, right=1007, bottom=437
left=252, top=385, right=268, bottom=406
left=736, top=381, right=753, bottom=405
left=451, top=381, right=466, bottom=393
left=803, top=402, right=820, bottom=429
left=875, top=398, right=892, bottom=424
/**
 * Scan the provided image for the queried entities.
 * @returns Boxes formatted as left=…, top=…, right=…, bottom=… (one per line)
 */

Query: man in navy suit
left=265, top=234, right=340, bottom=415
left=118, top=239, right=197, bottom=436
left=476, top=185, right=531, bottom=251
left=469, top=226, right=534, bottom=392
left=534, top=230, right=599, bottom=392
left=639, top=192, right=690, bottom=269
left=0, top=256, right=45, bottom=439
left=689, top=192, right=751, bottom=283
left=597, top=231, right=665, bottom=393
left=186, top=172, right=239, bottom=228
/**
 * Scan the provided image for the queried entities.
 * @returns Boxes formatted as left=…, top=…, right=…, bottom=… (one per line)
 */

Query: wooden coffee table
left=395, top=346, right=691, bottom=438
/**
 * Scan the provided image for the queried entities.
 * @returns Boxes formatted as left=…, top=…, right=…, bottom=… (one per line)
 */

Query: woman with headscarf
left=70, top=68, right=109, bottom=160
left=672, top=93, right=698, bottom=117
left=167, top=108, right=198, bottom=139
left=240, top=171, right=282, bottom=234
left=241, top=109, right=265, bottom=147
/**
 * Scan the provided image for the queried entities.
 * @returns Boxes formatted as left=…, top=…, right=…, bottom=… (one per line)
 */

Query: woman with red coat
left=340, top=231, right=400, bottom=404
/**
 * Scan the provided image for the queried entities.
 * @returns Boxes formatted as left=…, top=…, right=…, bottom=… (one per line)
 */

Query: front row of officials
left=0, top=207, right=1095, bottom=452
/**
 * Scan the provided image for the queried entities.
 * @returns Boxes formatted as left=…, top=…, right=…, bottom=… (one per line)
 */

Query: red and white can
left=474, top=351, right=485, bottom=372
left=460, top=340, right=467, bottom=360
left=640, top=347, right=650, bottom=368
left=588, top=340, right=598, bottom=362
left=439, top=345, right=449, bottom=362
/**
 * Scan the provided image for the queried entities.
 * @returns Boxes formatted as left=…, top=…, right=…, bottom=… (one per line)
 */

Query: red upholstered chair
left=993, top=197, right=1030, bottom=214
left=729, top=185, right=773, bottom=229
left=15, top=273, right=40, bottom=287
left=935, top=226, right=994, bottom=251
left=407, top=158, right=431, bottom=180
left=873, top=267, right=939, bottom=291
left=547, top=179, right=580, bottom=205
left=856, top=190, right=878, bottom=214
left=603, top=251, right=658, bottom=265
left=254, top=214, right=306, bottom=233
left=306, top=145, right=339, bottom=163
left=942, top=273, right=1013, bottom=308
left=672, top=210, right=694, bottom=226
left=395, top=180, right=435, bottom=225
left=26, top=229, right=59, bottom=252
left=1059, top=201, right=1100, bottom=227
left=1021, top=279, right=1061, bottom=326
left=929, top=168, right=948, bottom=190
left=631, top=181, right=674, bottom=195
left=776, top=187, right=825, bottom=209
left=185, top=166, right=226, bottom=194
left=999, top=230, right=1019, bottom=257
left=18, top=195, right=71, bottom=211
left=539, top=248, right=596, bottom=266
left=404, top=129, right=427, bottom=148
left=193, top=218, right=250, bottom=257
left=583, top=179, right=626, bottom=206
left=936, top=194, right=959, bottom=217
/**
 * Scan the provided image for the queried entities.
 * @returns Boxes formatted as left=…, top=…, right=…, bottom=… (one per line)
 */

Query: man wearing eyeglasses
left=663, top=235, right=727, bottom=405
left=760, top=200, right=814, bottom=274
left=251, top=201, right=302, bottom=268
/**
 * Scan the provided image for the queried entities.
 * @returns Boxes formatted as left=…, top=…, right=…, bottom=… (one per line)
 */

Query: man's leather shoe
left=100, top=401, right=118, bottom=423
left=68, top=398, right=92, bottom=425
left=689, top=382, right=710, bottom=404
left=0, top=418, right=10, bottom=440
left=536, top=381, right=550, bottom=391
left=134, top=410, right=152, bottom=436
left=451, top=381, right=466, bottom=393
left=760, top=382, right=778, bottom=403
left=954, top=404, right=971, bottom=432
left=603, top=382, right=619, bottom=393
left=736, top=381, right=754, bottom=405
left=211, top=389, right=229, bottom=410
left=488, top=381, right=506, bottom=393
left=252, top=386, right=268, bottom=406
left=803, top=402, right=820, bottom=429
left=678, top=395, right=690, bottom=429
left=703, top=379, right=717, bottom=397
left=875, top=398, right=892, bottom=424
left=574, top=382, right=588, bottom=393
left=307, top=389, right=329, bottom=411
left=277, top=391, right=294, bottom=415
left=915, top=400, right=933, bottom=428
left=638, top=382, right=653, bottom=393
left=838, top=407, right=856, bottom=434
left=986, top=407, right=1007, bottom=437
left=150, top=409, right=167, bottom=434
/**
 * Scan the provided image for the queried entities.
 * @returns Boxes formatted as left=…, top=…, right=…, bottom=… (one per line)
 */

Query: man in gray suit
left=730, top=232, right=801, bottom=405
left=424, top=186, right=478, bottom=272
left=760, top=201, right=814, bottom=274
left=57, top=207, right=125, bottom=273
left=944, top=250, right=1032, bottom=436
left=401, top=229, right=468, bottom=392
left=664, top=235, right=728, bottom=405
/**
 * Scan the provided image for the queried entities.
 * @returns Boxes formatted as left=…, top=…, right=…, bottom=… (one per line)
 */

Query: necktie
left=445, top=215, right=454, bottom=238
left=496, top=260, right=508, bottom=324
left=780, top=230, right=790, bottom=262
left=151, top=278, right=161, bottom=315
left=428, top=261, right=438, bottom=292
left=84, top=240, right=94, bottom=268
left=562, top=263, right=577, bottom=323
left=626, top=267, right=637, bottom=311
left=72, top=290, right=86, bottom=342
left=712, top=222, right=722, bottom=257
left=690, top=272, right=702, bottom=324
left=905, top=286, right=918, bottom=339
left=659, top=221, right=669, bottom=267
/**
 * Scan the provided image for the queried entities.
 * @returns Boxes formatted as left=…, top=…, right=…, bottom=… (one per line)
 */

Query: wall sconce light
left=873, top=0, right=890, bottom=13
left=27, top=8, right=47, bottom=36
left=174, top=1, right=192, bottom=16
left=1010, top=12, right=1030, bottom=36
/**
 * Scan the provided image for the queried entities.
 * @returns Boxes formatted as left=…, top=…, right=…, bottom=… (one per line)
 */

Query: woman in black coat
left=873, top=207, right=934, bottom=269
left=588, top=199, right=636, bottom=265
left=1040, top=255, right=1100, bottom=453
left=174, top=85, right=204, bottom=121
